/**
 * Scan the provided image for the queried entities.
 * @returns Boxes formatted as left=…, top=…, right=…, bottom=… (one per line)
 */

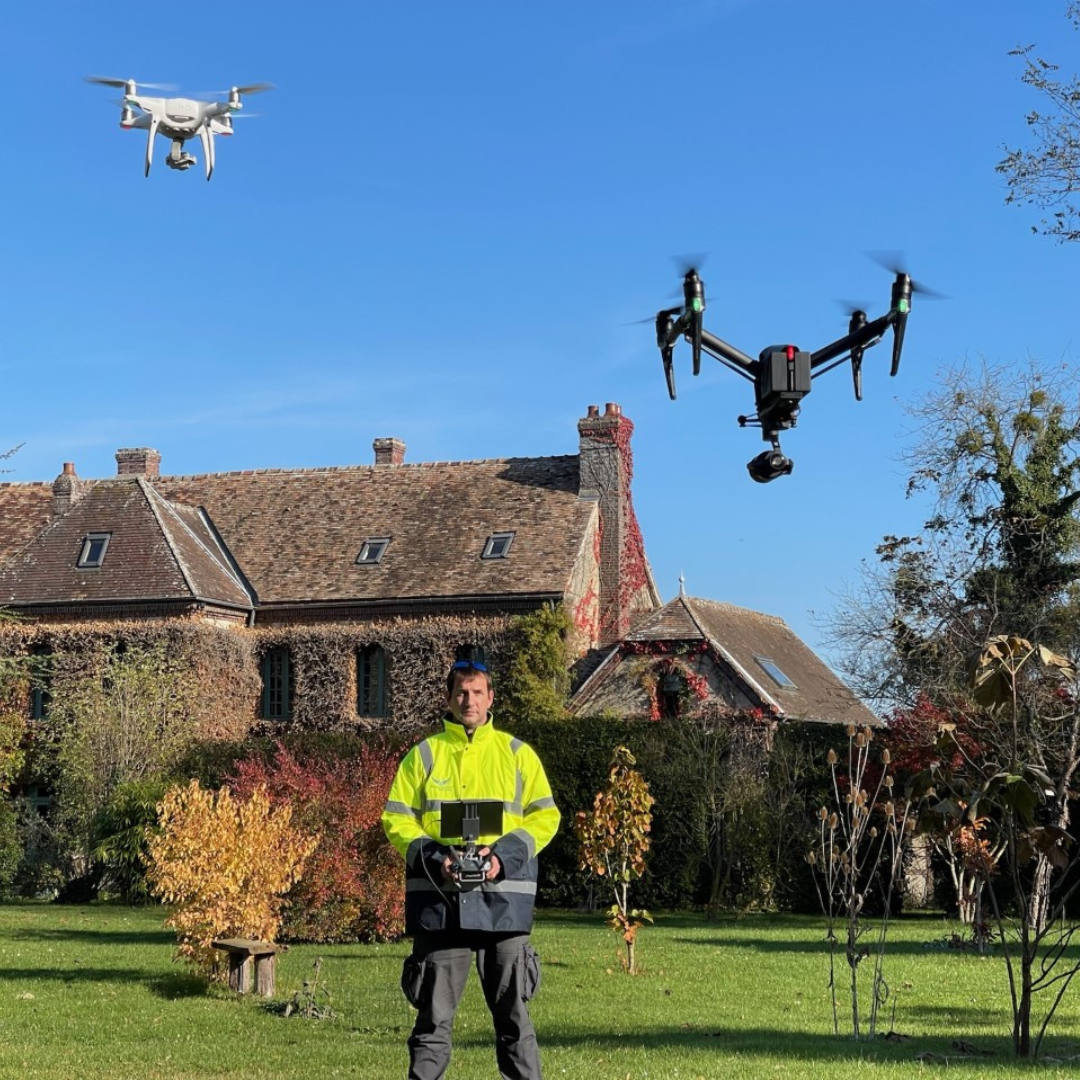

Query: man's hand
left=478, top=847, right=501, bottom=882
left=440, top=849, right=501, bottom=883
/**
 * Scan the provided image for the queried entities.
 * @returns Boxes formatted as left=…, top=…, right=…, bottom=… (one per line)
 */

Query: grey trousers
left=406, top=931, right=542, bottom=1080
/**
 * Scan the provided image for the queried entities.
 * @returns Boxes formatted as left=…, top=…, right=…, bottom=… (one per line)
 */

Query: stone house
left=0, top=402, right=874, bottom=731
left=570, top=591, right=877, bottom=727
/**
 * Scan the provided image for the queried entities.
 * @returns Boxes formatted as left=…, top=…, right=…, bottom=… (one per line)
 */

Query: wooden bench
left=211, top=938, right=279, bottom=997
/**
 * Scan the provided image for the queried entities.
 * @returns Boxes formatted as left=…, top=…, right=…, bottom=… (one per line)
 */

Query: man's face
left=447, top=673, right=494, bottom=731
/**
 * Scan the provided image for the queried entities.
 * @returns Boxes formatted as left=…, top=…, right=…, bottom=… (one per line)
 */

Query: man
left=382, top=659, right=561, bottom=1080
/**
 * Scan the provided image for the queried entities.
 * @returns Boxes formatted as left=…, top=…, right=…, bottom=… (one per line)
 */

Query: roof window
left=482, top=532, right=515, bottom=560
left=77, top=532, right=111, bottom=569
left=754, top=656, right=796, bottom=689
left=355, top=537, right=390, bottom=566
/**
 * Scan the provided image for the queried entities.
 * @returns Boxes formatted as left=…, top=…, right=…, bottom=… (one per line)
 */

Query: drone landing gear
left=165, top=138, right=197, bottom=171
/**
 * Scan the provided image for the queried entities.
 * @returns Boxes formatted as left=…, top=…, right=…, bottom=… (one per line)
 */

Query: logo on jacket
left=430, top=777, right=451, bottom=788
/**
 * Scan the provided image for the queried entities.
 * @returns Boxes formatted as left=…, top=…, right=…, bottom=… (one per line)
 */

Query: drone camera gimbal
left=653, top=264, right=925, bottom=482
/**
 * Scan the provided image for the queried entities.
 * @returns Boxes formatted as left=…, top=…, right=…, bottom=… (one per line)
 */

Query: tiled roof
left=575, top=594, right=878, bottom=726
left=0, top=455, right=598, bottom=612
left=678, top=597, right=878, bottom=725
left=152, top=456, right=595, bottom=606
left=0, top=477, right=251, bottom=610
left=0, top=483, right=53, bottom=564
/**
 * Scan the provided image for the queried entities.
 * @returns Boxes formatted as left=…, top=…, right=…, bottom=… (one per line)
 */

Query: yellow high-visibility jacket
left=382, top=716, right=560, bottom=934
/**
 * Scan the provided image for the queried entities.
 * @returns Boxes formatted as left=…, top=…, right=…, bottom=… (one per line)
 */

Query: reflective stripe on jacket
left=382, top=716, right=560, bottom=934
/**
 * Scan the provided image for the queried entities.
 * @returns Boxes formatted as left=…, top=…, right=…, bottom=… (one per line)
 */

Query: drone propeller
left=193, top=82, right=275, bottom=96
left=231, top=82, right=275, bottom=95
left=673, top=252, right=708, bottom=275
left=866, top=251, right=947, bottom=299
left=85, top=75, right=177, bottom=92
left=866, top=253, right=946, bottom=377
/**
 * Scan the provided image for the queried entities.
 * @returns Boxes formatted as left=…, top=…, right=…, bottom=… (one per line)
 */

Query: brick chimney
left=578, top=403, right=650, bottom=645
left=52, top=462, right=88, bottom=517
left=373, top=438, right=406, bottom=466
left=116, top=448, right=162, bottom=477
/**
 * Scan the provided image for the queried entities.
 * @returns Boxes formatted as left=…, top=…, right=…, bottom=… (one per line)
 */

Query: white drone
left=85, top=77, right=273, bottom=180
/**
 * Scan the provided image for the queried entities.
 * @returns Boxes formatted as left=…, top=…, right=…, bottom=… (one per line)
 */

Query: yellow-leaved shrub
left=145, top=780, right=317, bottom=977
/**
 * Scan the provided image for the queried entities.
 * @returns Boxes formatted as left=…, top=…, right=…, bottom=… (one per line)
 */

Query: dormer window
left=356, top=537, right=390, bottom=566
left=482, top=532, right=515, bottom=560
left=77, top=532, right=111, bottom=569
left=755, top=656, right=796, bottom=689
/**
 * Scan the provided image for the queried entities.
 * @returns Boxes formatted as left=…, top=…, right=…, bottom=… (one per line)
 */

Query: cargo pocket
left=520, top=943, right=541, bottom=1002
left=401, top=955, right=428, bottom=1009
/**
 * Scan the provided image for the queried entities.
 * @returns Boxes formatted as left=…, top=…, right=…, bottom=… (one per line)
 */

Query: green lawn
left=0, top=904, right=1077, bottom=1079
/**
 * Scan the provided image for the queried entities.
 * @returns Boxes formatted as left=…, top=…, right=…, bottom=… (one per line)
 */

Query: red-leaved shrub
left=229, top=740, right=405, bottom=943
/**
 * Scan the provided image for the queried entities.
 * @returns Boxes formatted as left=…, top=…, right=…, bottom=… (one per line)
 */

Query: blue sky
left=2, top=1, right=1077, bottom=663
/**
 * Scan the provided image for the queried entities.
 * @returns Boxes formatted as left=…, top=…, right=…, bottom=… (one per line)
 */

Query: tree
left=830, top=360, right=1080, bottom=709
left=145, top=780, right=317, bottom=978
left=915, top=637, right=1080, bottom=1058
left=809, top=725, right=911, bottom=1041
left=229, top=740, right=405, bottom=943
left=574, top=746, right=654, bottom=973
left=498, top=606, right=572, bottom=722
left=663, top=707, right=776, bottom=911
left=888, top=695, right=1001, bottom=936
left=998, top=4, right=1080, bottom=242
left=829, top=361, right=1080, bottom=1057
left=50, top=639, right=246, bottom=877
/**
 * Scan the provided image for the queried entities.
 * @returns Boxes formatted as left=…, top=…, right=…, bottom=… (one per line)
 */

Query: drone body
left=85, top=78, right=272, bottom=180
left=653, top=264, right=927, bottom=482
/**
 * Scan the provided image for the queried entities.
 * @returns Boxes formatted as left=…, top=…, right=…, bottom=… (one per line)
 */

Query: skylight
left=482, top=532, right=515, bottom=560
left=77, top=532, right=111, bottom=569
left=355, top=537, right=390, bottom=566
left=755, top=656, right=796, bottom=689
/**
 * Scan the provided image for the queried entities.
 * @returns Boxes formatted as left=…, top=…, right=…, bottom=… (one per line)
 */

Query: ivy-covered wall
left=0, top=613, right=521, bottom=740
left=0, top=620, right=258, bottom=743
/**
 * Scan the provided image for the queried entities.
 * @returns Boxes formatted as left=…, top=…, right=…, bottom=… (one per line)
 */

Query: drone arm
left=198, top=125, right=215, bottom=181
left=699, top=328, right=757, bottom=380
left=660, top=307, right=686, bottom=348
left=809, top=312, right=892, bottom=370
left=144, top=115, right=159, bottom=177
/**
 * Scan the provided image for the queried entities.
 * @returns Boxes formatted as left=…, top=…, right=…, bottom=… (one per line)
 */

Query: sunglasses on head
left=450, top=659, right=488, bottom=672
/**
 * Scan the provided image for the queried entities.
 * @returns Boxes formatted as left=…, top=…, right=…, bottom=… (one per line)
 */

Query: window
left=23, top=784, right=52, bottom=815
left=660, top=671, right=683, bottom=719
left=77, top=532, right=111, bottom=568
left=357, top=645, right=388, bottom=717
left=481, top=532, right=515, bottom=559
left=755, top=656, right=796, bottom=689
left=355, top=537, right=390, bottom=565
left=260, top=647, right=293, bottom=720
left=29, top=645, right=51, bottom=720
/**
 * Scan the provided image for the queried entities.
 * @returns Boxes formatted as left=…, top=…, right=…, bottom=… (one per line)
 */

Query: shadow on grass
left=0, top=965, right=153, bottom=983
left=3, top=925, right=172, bottom=947
left=453, top=1024, right=1077, bottom=1068
left=149, top=972, right=211, bottom=999
left=668, top=935, right=1015, bottom=958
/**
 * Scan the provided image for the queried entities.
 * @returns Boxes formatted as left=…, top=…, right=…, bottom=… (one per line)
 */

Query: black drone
left=653, top=263, right=931, bottom=482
